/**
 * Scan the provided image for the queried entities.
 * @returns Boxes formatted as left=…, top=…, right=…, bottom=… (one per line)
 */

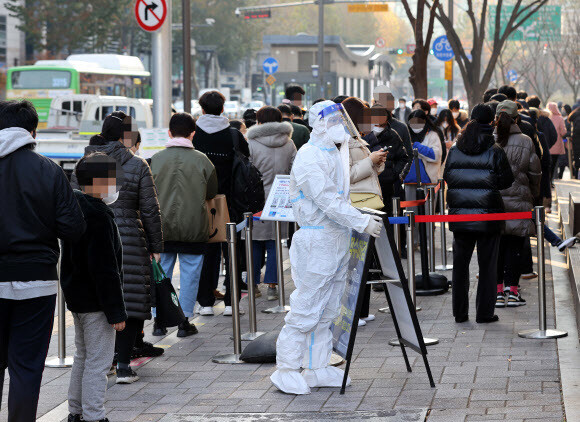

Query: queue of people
left=1, top=83, right=580, bottom=418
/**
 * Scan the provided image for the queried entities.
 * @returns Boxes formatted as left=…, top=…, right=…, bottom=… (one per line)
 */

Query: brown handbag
left=206, top=194, right=230, bottom=243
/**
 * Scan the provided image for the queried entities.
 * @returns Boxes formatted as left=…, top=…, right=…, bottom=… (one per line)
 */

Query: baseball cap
left=495, top=100, right=519, bottom=118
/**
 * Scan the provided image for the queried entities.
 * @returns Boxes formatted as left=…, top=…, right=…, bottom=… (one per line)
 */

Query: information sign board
left=259, top=175, right=295, bottom=222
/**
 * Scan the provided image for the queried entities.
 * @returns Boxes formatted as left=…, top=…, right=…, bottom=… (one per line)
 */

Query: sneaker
left=152, top=318, right=167, bottom=337
left=557, top=237, right=577, bottom=252
left=361, top=314, right=375, bottom=322
left=199, top=306, right=215, bottom=316
left=97, top=419, right=110, bottom=422
left=476, top=314, right=499, bottom=323
left=132, top=341, right=164, bottom=358
left=214, top=289, right=225, bottom=300
left=223, top=306, right=245, bottom=316
left=254, top=287, right=262, bottom=298
left=521, top=272, right=538, bottom=280
left=116, top=367, right=139, bottom=384
left=267, top=286, right=279, bottom=301
left=177, top=320, right=198, bottom=337
left=495, top=292, right=506, bottom=308
left=107, top=364, right=116, bottom=377
left=358, top=319, right=367, bottom=327
left=68, top=413, right=81, bottom=422
left=507, top=292, right=526, bottom=307
left=193, top=302, right=202, bottom=314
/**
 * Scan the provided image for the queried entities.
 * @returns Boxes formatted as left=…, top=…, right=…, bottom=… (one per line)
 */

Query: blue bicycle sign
left=432, top=35, right=454, bottom=62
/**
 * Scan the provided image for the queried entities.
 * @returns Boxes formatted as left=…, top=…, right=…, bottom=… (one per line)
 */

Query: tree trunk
left=409, top=49, right=428, bottom=99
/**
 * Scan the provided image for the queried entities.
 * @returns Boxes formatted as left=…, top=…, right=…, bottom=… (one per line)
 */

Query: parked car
left=224, top=100, right=241, bottom=119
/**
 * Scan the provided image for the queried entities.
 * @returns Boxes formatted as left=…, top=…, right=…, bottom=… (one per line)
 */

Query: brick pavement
left=1, top=218, right=570, bottom=422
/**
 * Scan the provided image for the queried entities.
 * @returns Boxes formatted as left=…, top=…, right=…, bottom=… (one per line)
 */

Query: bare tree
left=429, top=0, right=548, bottom=108
left=550, top=1, right=580, bottom=101
left=400, top=0, right=440, bottom=99
left=515, top=39, right=562, bottom=104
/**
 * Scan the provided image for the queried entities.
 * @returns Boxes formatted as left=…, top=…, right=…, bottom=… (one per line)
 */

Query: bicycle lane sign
left=432, top=35, right=454, bottom=62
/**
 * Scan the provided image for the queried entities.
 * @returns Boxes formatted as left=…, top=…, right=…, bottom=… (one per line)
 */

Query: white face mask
left=452, top=111, right=459, bottom=119
left=410, top=124, right=425, bottom=133
left=399, top=103, right=406, bottom=109
left=327, top=124, right=349, bottom=143
left=372, top=126, right=383, bottom=135
left=430, top=108, right=437, bottom=116
left=103, top=190, right=119, bottom=205
left=441, top=122, right=449, bottom=129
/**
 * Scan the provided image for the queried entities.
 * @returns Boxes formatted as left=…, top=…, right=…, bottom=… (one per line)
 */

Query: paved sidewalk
left=1, top=216, right=572, bottom=422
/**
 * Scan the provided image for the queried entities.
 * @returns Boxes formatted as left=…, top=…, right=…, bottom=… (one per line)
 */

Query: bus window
left=61, top=101, right=71, bottom=115
left=73, top=101, right=83, bottom=114
left=11, top=70, right=71, bottom=89
left=95, top=106, right=115, bottom=121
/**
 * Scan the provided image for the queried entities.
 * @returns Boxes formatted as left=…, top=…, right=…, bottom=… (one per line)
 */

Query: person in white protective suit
left=270, top=101, right=383, bottom=395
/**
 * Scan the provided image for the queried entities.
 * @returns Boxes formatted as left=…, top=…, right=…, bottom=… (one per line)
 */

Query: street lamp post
left=182, top=0, right=191, bottom=114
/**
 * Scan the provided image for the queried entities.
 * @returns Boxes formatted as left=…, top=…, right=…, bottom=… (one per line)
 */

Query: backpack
left=229, top=130, right=265, bottom=223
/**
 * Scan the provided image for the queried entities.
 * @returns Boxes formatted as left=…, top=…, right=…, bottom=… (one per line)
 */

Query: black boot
left=177, top=319, right=198, bottom=337
left=152, top=318, right=167, bottom=336
left=68, top=414, right=81, bottom=422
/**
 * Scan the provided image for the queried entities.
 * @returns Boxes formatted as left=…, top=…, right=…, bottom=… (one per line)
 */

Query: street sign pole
left=318, top=0, right=325, bottom=99
left=151, top=1, right=172, bottom=127
left=447, top=0, right=453, bottom=100
left=182, top=0, right=191, bottom=114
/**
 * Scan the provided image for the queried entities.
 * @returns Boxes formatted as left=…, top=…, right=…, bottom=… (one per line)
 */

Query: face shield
left=318, top=103, right=360, bottom=143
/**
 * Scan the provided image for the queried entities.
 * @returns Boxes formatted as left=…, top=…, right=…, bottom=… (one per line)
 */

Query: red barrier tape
left=399, top=183, right=442, bottom=208
left=415, top=211, right=533, bottom=223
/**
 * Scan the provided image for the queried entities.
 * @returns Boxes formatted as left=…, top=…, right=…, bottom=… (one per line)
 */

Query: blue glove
left=413, top=142, right=435, bottom=160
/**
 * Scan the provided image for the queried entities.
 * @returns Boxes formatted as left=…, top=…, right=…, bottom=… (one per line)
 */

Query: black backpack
left=229, top=130, right=265, bottom=223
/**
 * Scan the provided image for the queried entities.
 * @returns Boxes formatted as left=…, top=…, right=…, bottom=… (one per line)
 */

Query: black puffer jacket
left=72, top=141, right=163, bottom=320
left=443, top=124, right=514, bottom=233
left=365, top=125, right=411, bottom=195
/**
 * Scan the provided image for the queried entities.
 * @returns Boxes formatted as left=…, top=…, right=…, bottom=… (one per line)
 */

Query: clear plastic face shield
left=318, top=103, right=361, bottom=143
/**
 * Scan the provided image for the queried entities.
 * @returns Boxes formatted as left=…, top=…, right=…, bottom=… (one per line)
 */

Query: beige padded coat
left=498, top=124, right=542, bottom=236
left=247, top=121, right=297, bottom=241
left=348, top=137, right=384, bottom=197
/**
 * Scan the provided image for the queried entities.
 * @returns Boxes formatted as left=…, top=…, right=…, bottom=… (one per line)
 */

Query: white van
left=78, top=96, right=153, bottom=139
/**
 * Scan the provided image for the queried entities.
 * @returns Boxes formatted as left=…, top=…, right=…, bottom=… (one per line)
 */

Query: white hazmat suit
left=271, top=101, right=382, bottom=395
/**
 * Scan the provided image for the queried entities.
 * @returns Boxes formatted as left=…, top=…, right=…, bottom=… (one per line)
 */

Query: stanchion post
left=518, top=207, right=568, bottom=340
left=262, top=220, right=290, bottom=314
left=240, top=213, right=265, bottom=341
left=45, top=284, right=73, bottom=368
left=435, top=178, right=453, bottom=271
left=426, top=186, right=436, bottom=272
left=392, top=197, right=401, bottom=258
left=213, top=223, right=244, bottom=363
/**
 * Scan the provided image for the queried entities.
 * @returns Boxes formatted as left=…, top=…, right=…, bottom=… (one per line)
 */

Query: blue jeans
left=155, top=253, right=204, bottom=318
left=252, top=240, right=277, bottom=285
left=544, top=226, right=561, bottom=246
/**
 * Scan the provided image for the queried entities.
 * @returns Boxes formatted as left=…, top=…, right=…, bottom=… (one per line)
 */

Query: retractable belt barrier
left=399, top=182, right=442, bottom=209
left=386, top=211, right=533, bottom=225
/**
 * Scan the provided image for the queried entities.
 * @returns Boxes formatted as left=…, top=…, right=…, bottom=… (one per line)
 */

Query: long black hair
left=89, top=111, right=136, bottom=145
left=434, top=109, right=460, bottom=140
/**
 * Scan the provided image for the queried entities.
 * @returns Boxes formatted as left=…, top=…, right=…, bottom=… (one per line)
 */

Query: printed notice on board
left=139, top=128, right=168, bottom=158
left=259, top=175, right=295, bottom=222
left=331, top=231, right=371, bottom=358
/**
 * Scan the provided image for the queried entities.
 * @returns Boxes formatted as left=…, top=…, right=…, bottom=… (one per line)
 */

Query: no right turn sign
left=135, top=0, right=167, bottom=32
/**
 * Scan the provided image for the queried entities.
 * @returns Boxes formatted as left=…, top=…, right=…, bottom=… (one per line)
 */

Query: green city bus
left=7, top=54, right=151, bottom=128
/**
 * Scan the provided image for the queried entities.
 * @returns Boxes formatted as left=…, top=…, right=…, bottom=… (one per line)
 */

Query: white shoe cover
left=271, top=369, right=311, bottom=395
left=302, top=366, right=351, bottom=388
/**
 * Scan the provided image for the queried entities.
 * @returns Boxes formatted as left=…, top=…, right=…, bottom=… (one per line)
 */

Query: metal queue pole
left=426, top=186, right=437, bottom=272
left=393, top=197, right=402, bottom=257
left=379, top=198, right=402, bottom=314
left=518, top=207, right=568, bottom=340
left=45, top=283, right=74, bottom=368
left=213, top=223, right=244, bottom=363
left=263, top=220, right=291, bottom=313
left=390, top=211, right=438, bottom=346
left=435, top=178, right=453, bottom=271
left=240, top=213, right=265, bottom=341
